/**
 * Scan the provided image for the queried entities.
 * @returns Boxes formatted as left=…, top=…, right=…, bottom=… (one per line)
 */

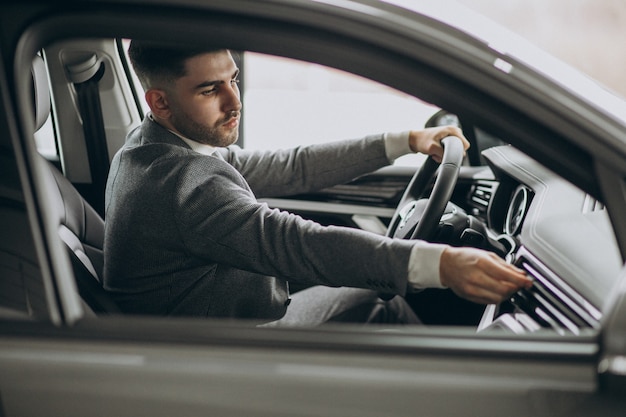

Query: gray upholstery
left=31, top=53, right=118, bottom=314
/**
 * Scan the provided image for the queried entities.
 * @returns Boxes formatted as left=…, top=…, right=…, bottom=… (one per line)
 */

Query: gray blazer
left=104, top=117, right=416, bottom=320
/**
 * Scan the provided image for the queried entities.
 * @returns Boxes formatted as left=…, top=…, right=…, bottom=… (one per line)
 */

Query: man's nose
left=222, top=83, right=241, bottom=111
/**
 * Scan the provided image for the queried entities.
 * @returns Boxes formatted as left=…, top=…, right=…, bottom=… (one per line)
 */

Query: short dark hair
left=128, top=40, right=224, bottom=91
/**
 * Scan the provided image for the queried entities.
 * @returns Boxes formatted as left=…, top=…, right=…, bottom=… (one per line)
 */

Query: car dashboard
left=475, top=145, right=622, bottom=335
left=262, top=142, right=623, bottom=334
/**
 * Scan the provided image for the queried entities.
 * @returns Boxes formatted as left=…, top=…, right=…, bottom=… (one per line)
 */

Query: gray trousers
left=262, top=286, right=420, bottom=327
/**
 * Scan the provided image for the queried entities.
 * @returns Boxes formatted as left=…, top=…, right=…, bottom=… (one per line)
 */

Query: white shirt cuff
left=407, top=241, right=448, bottom=291
left=383, top=131, right=412, bottom=162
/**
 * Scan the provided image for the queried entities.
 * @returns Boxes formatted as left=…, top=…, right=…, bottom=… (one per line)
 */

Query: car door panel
left=0, top=319, right=611, bottom=417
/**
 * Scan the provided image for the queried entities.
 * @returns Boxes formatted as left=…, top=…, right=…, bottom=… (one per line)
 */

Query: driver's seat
left=31, top=54, right=119, bottom=314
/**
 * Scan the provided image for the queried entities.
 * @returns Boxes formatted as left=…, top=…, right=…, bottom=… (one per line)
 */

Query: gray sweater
left=104, top=117, right=416, bottom=320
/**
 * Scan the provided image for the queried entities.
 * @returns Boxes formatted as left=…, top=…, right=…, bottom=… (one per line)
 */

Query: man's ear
left=145, top=89, right=171, bottom=119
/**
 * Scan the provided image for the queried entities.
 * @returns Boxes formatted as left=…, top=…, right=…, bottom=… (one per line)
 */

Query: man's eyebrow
left=193, top=69, right=240, bottom=90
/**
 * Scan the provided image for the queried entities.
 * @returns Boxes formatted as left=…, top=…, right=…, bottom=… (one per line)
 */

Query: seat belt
left=67, top=55, right=109, bottom=216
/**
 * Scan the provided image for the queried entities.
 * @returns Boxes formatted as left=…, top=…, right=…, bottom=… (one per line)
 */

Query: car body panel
left=0, top=319, right=606, bottom=417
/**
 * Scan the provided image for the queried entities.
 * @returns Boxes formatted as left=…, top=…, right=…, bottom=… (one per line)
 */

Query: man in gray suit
left=103, top=41, right=531, bottom=325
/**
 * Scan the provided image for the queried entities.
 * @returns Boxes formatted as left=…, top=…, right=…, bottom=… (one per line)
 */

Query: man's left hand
left=408, top=126, right=469, bottom=163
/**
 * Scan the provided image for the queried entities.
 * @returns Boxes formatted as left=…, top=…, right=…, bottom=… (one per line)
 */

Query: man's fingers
left=483, top=253, right=533, bottom=289
left=434, top=126, right=469, bottom=151
left=450, top=280, right=516, bottom=305
left=440, top=247, right=533, bottom=305
left=409, top=126, right=470, bottom=156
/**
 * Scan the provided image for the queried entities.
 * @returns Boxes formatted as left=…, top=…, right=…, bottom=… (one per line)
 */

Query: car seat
left=31, top=54, right=119, bottom=314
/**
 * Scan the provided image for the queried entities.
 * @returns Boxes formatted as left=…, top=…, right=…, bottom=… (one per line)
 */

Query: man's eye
left=202, top=89, right=217, bottom=96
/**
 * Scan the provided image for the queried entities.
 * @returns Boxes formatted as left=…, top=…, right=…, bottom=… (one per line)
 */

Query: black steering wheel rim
left=386, top=136, right=465, bottom=241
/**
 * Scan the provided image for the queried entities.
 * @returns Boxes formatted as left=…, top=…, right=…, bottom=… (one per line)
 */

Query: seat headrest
left=31, top=54, right=51, bottom=132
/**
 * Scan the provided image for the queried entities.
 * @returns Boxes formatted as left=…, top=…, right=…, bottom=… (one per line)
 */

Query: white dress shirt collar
left=177, top=135, right=217, bottom=156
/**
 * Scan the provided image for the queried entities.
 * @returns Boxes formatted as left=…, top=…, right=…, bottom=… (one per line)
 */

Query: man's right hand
left=439, top=246, right=533, bottom=304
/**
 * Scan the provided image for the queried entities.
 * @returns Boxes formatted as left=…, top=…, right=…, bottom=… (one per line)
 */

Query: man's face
left=166, top=50, right=241, bottom=147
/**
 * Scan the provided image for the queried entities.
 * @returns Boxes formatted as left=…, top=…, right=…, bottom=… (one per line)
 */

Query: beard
left=170, top=108, right=240, bottom=148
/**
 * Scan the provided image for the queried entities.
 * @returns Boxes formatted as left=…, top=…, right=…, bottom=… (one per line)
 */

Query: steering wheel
left=386, top=136, right=465, bottom=241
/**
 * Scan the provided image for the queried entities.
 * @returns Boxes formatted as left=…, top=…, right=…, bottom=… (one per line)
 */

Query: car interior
left=5, top=3, right=626, bottom=414
left=32, top=53, right=118, bottom=316
left=7, top=35, right=623, bottom=337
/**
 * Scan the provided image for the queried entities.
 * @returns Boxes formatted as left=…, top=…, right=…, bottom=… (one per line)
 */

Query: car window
left=33, top=36, right=622, bottom=335
left=124, top=45, right=439, bottom=167
left=242, top=52, right=438, bottom=166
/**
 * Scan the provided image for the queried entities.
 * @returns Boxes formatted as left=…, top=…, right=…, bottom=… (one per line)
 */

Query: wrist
left=383, top=131, right=412, bottom=162
left=407, top=241, right=448, bottom=291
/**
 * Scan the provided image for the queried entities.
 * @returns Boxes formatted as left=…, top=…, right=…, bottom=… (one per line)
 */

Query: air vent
left=506, top=249, right=601, bottom=335
left=468, top=180, right=498, bottom=216
left=582, top=194, right=605, bottom=213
